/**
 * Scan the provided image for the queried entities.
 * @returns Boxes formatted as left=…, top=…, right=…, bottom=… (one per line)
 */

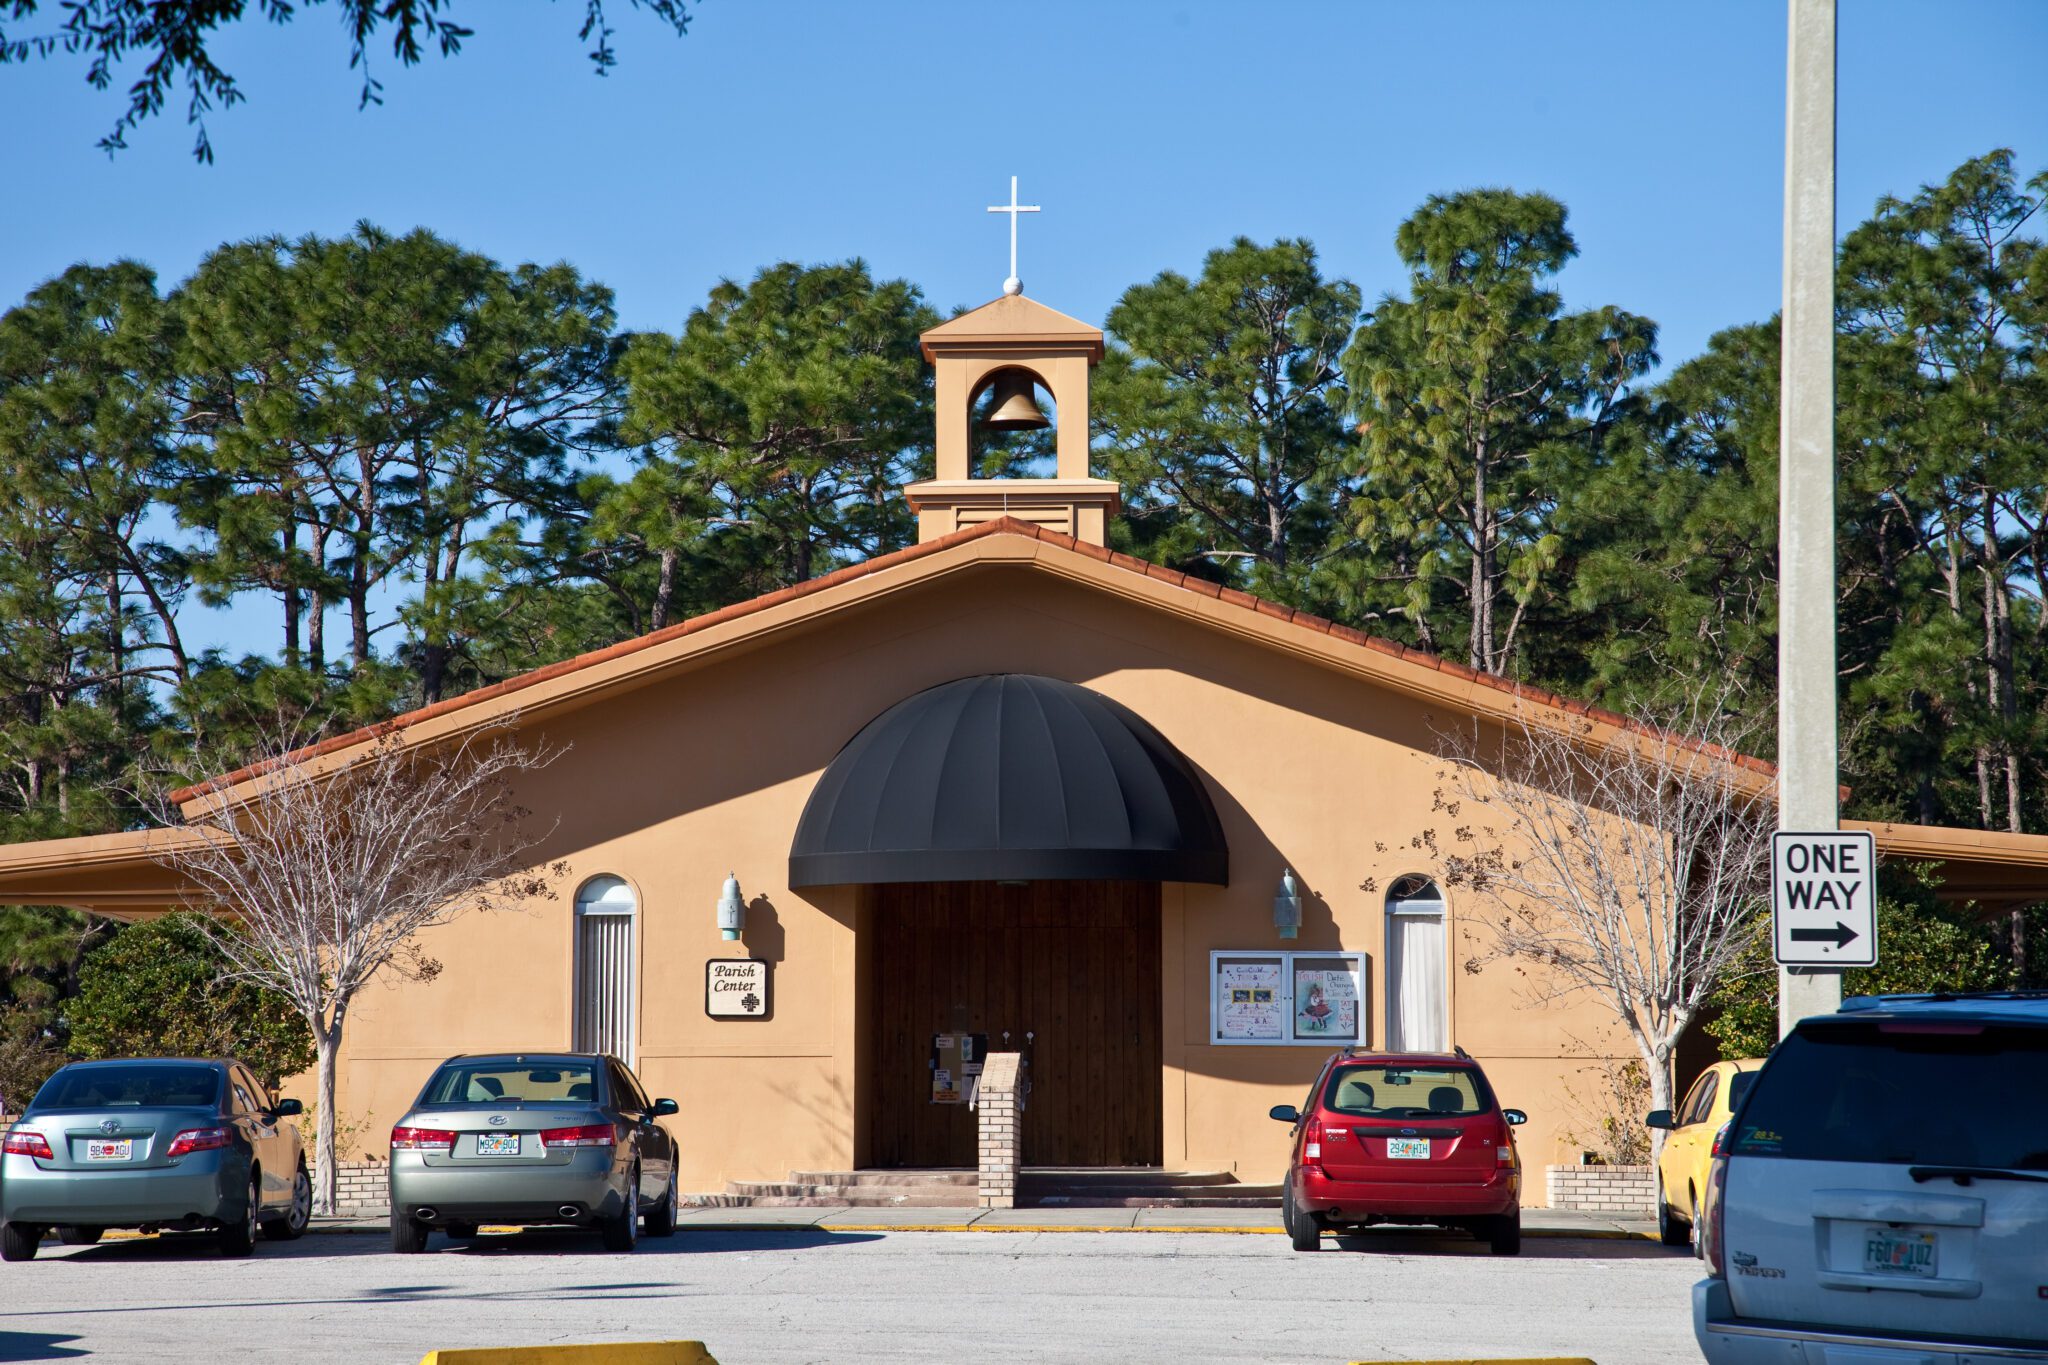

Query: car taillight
left=1710, top=1121, right=1732, bottom=1157
left=2, top=1129, right=53, bottom=1159
left=1301, top=1113, right=1324, bottom=1163
left=390, top=1126, right=457, bottom=1152
left=164, top=1126, right=233, bottom=1158
left=540, top=1123, right=616, bottom=1149
left=1702, top=1154, right=1729, bottom=1277
left=1496, top=1135, right=1516, bottom=1166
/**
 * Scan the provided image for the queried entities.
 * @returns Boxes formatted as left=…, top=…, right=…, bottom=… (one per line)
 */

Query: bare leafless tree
left=147, top=719, right=563, bottom=1214
left=1425, top=688, right=1777, bottom=1126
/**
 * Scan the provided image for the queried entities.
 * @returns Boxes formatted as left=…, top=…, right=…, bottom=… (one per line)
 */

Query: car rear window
left=421, top=1061, right=599, bottom=1105
left=34, top=1064, right=220, bottom=1109
left=1323, top=1064, right=1493, bottom=1118
left=1731, top=1019, right=2048, bottom=1169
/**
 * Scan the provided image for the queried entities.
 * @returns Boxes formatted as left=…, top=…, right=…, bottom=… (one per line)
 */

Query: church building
left=2, top=278, right=2044, bottom=1203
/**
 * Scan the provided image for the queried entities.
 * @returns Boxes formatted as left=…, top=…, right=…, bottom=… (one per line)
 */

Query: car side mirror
left=1503, top=1108, right=1527, bottom=1126
left=271, top=1098, right=303, bottom=1118
left=1644, top=1109, right=1675, bottom=1130
left=653, top=1098, right=679, bottom=1118
left=1268, top=1104, right=1300, bottom=1124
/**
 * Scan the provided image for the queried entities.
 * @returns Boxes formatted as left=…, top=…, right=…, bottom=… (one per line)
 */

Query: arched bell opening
left=968, top=365, right=1057, bottom=479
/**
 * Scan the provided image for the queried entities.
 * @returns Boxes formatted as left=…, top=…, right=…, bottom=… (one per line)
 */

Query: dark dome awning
left=789, top=675, right=1228, bottom=887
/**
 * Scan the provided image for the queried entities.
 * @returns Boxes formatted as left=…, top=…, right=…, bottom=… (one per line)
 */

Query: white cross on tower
left=986, top=175, right=1041, bottom=297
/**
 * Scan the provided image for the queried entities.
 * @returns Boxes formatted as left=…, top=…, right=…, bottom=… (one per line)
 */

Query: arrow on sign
left=1789, top=921, right=1860, bottom=949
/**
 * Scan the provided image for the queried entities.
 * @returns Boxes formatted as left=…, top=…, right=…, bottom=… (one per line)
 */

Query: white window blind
left=574, top=875, right=636, bottom=1064
left=1386, top=875, right=1447, bottom=1053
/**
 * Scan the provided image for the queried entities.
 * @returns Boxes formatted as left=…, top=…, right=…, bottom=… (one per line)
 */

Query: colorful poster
left=1216, top=958, right=1285, bottom=1040
left=1293, top=964, right=1360, bottom=1040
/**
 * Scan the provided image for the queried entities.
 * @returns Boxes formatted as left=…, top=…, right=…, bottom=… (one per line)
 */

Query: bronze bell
left=982, top=372, right=1050, bottom=432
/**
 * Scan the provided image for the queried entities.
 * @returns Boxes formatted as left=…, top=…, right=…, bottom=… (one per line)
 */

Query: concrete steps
left=686, top=1169, right=980, bottom=1209
left=787, top=1170, right=976, bottom=1188
left=1020, top=1169, right=1279, bottom=1208
left=688, top=1167, right=1278, bottom=1210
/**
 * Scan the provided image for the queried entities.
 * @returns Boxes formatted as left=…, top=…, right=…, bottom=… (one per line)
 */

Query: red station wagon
left=1269, top=1047, right=1527, bottom=1255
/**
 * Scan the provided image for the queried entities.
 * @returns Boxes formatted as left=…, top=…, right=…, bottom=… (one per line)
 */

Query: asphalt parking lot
left=0, top=1226, right=1702, bottom=1364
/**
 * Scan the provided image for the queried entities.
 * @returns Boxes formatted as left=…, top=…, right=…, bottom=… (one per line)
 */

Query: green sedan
left=387, top=1053, right=679, bottom=1253
left=1, top=1058, right=310, bottom=1261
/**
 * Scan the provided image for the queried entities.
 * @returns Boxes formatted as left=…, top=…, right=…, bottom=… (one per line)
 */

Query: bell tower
left=905, top=180, right=1120, bottom=545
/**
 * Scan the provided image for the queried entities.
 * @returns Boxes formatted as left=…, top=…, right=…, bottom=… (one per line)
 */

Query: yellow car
left=1645, top=1057, right=1764, bottom=1249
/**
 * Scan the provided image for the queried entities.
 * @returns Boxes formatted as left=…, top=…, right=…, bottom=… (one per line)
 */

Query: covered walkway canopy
left=788, top=674, right=1229, bottom=888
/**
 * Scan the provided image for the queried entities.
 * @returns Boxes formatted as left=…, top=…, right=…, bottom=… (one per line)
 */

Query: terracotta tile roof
left=168, top=516, right=1777, bottom=804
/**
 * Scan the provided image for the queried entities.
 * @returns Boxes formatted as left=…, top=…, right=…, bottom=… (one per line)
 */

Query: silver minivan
left=1695, top=992, right=2048, bottom=1362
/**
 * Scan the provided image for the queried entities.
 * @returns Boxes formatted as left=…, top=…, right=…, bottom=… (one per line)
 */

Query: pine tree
left=1343, top=191, right=1657, bottom=675
left=1094, top=238, right=1359, bottom=604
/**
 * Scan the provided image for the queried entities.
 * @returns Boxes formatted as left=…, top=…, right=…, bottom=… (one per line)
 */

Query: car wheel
left=390, top=1212, right=431, bottom=1255
left=600, top=1168, right=641, bottom=1252
left=1285, top=1189, right=1320, bottom=1252
left=56, top=1226, right=102, bottom=1246
left=1690, top=1192, right=1703, bottom=1259
left=1485, top=1213, right=1521, bottom=1256
left=1656, top=1177, right=1690, bottom=1248
left=217, top=1173, right=259, bottom=1257
left=643, top=1169, right=679, bottom=1238
left=0, top=1222, right=42, bottom=1262
left=261, top=1163, right=311, bottom=1241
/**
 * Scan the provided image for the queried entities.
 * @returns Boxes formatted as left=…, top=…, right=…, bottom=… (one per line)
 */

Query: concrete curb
left=282, top=1220, right=1659, bottom=1242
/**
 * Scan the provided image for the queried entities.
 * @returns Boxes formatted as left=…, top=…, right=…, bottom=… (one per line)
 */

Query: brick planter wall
left=322, top=1160, right=390, bottom=1216
left=1546, top=1163, right=1654, bottom=1214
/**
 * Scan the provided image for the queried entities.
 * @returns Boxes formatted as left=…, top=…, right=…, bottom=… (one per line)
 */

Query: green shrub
left=0, top=1007, right=66, bottom=1113
left=1706, top=885, right=2013, bottom=1060
left=69, top=913, right=314, bottom=1087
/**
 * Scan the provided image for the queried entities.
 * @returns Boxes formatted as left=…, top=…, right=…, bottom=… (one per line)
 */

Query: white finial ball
left=1002, top=275, right=1023, bottom=297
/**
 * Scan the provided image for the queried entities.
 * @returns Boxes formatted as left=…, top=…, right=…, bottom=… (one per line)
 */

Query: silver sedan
left=386, top=1053, right=679, bottom=1253
left=1, top=1057, right=310, bottom=1261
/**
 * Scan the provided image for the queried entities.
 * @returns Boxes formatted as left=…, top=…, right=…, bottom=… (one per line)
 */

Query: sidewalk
left=312, top=1205, right=1657, bottom=1239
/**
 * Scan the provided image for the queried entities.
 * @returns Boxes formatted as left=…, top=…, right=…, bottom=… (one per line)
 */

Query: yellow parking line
left=418, top=1345, right=716, bottom=1365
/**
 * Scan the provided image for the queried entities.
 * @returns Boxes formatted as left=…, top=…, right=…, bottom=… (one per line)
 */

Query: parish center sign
left=705, top=958, right=770, bottom=1019
left=1771, top=829, right=1878, bottom=968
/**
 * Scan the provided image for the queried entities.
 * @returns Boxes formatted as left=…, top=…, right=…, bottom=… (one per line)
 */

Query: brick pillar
left=976, top=1052, right=1022, bottom=1210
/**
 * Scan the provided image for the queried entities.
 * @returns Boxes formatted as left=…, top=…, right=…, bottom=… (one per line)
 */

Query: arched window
left=1385, top=874, right=1448, bottom=1053
left=573, top=875, right=636, bottom=1064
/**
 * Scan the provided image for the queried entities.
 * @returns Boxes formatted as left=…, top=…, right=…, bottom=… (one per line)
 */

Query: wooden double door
left=867, top=880, right=1163, bottom=1169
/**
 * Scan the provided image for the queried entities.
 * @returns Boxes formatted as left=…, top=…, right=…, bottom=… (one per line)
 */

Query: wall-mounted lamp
left=717, top=872, right=745, bottom=941
left=1273, top=868, right=1302, bottom=940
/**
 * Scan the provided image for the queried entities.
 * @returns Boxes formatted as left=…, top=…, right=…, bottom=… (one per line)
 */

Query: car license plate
left=1387, top=1137, right=1431, bottom=1160
left=85, top=1139, right=131, bottom=1162
left=1863, top=1228, right=1937, bottom=1277
left=475, top=1133, right=521, bottom=1157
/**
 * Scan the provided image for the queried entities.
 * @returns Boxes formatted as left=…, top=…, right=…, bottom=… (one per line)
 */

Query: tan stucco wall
left=326, top=565, right=1632, bottom=1198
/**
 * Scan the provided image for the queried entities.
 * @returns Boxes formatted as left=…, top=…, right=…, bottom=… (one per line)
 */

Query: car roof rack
left=1336, top=1045, right=1477, bottom=1062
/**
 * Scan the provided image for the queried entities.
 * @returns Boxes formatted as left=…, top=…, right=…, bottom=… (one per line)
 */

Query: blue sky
left=3, top=0, right=2045, bottom=660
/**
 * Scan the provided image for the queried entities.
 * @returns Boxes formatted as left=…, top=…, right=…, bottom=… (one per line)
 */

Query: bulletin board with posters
left=1210, top=950, right=1367, bottom=1047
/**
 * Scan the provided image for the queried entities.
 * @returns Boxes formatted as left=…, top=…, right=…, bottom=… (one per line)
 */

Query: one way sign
left=1772, top=830, right=1878, bottom=968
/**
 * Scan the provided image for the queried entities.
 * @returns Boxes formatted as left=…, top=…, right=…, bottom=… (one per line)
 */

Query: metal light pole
left=1778, top=0, right=1843, bottom=1036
